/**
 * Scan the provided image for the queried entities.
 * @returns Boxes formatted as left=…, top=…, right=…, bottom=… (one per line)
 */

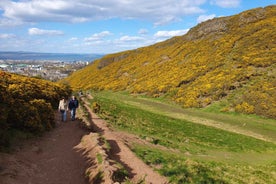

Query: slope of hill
left=62, top=5, right=276, bottom=118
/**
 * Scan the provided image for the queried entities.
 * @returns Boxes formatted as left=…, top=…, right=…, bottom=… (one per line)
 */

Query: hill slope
left=62, top=5, right=276, bottom=118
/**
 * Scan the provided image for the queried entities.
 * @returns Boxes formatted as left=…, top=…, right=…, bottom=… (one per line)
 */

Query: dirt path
left=0, top=113, right=89, bottom=184
left=0, top=97, right=169, bottom=184
left=81, top=96, right=169, bottom=184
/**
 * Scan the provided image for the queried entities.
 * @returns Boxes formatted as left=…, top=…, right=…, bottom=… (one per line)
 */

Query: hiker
left=68, top=95, right=79, bottom=121
left=78, top=90, right=83, bottom=97
left=58, top=97, right=68, bottom=122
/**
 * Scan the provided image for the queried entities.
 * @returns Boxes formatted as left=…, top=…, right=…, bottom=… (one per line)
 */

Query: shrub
left=235, top=102, right=255, bottom=114
left=0, top=71, right=71, bottom=151
left=30, top=99, right=55, bottom=131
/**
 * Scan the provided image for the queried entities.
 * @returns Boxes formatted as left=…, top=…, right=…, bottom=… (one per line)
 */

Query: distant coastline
left=0, top=51, right=104, bottom=62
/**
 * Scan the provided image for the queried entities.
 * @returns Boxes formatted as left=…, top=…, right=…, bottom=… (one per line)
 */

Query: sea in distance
left=0, top=51, right=104, bottom=62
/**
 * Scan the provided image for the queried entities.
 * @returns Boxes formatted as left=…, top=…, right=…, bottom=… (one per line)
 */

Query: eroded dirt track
left=81, top=96, right=169, bottom=184
left=0, top=114, right=89, bottom=184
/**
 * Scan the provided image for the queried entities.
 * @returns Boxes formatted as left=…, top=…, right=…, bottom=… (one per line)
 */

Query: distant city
left=0, top=51, right=104, bottom=81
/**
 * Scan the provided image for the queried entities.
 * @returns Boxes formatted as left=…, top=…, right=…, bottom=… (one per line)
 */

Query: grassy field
left=87, top=91, right=276, bottom=183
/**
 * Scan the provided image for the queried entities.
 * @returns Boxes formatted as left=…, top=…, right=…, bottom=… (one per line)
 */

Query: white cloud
left=28, top=28, right=64, bottom=36
left=138, top=29, right=148, bottom=35
left=197, top=14, right=216, bottom=23
left=84, top=31, right=112, bottom=42
left=119, top=35, right=144, bottom=42
left=0, top=18, right=22, bottom=26
left=0, top=33, right=16, bottom=39
left=0, top=0, right=206, bottom=25
left=93, top=31, right=112, bottom=37
left=154, top=29, right=189, bottom=38
left=210, top=0, right=241, bottom=8
left=69, top=37, right=78, bottom=41
left=0, top=0, right=10, bottom=9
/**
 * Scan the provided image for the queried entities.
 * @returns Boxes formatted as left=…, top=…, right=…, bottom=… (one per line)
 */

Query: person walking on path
left=68, top=95, right=79, bottom=121
left=58, top=97, right=68, bottom=122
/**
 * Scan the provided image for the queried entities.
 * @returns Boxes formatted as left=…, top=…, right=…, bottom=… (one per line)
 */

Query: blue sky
left=0, top=0, right=275, bottom=54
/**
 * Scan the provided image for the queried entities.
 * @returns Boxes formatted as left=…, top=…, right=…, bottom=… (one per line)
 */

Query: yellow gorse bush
left=0, top=71, right=71, bottom=149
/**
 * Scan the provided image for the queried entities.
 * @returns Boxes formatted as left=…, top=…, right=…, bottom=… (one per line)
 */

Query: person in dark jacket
left=68, top=96, right=79, bottom=121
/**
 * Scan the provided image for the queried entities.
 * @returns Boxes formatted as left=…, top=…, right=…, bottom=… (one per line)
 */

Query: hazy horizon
left=0, top=51, right=104, bottom=62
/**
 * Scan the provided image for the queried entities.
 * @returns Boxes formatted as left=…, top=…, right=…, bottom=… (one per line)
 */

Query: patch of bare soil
left=81, top=96, right=169, bottom=184
left=0, top=113, right=89, bottom=184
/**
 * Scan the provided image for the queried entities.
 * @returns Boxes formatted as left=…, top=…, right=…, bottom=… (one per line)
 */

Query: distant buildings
left=0, top=63, right=9, bottom=69
left=0, top=59, right=89, bottom=81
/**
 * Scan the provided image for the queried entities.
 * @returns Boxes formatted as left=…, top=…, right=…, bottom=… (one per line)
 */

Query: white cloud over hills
left=0, top=0, right=208, bottom=25
left=1, top=0, right=272, bottom=54
left=28, top=28, right=64, bottom=36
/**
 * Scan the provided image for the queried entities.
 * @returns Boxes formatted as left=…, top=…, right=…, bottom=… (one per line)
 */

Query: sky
left=0, top=0, right=275, bottom=54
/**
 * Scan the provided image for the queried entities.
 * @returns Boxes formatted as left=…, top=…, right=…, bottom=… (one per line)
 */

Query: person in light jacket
left=58, top=97, right=68, bottom=122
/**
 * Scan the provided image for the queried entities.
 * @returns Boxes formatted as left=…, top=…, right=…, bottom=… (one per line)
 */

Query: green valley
left=86, top=90, right=276, bottom=183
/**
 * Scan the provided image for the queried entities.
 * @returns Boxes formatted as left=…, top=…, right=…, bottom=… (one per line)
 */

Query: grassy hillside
left=0, top=71, right=71, bottom=151
left=62, top=5, right=276, bottom=118
left=86, top=91, right=276, bottom=183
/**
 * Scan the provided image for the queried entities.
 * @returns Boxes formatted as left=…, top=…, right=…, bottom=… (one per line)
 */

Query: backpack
left=74, top=99, right=79, bottom=108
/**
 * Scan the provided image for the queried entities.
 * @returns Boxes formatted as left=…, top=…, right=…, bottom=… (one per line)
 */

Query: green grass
left=96, top=153, right=103, bottom=164
left=87, top=90, right=276, bottom=183
left=132, top=145, right=276, bottom=184
left=93, top=91, right=276, bottom=143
